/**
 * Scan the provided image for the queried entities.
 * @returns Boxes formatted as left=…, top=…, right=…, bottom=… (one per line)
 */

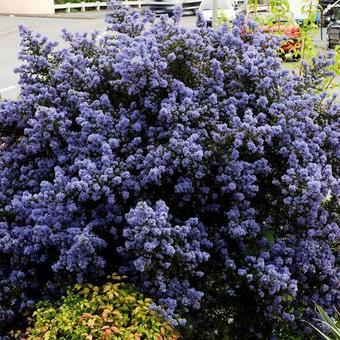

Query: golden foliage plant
left=24, top=274, right=179, bottom=340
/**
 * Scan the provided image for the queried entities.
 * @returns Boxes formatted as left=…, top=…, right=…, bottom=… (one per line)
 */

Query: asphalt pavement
left=0, top=12, right=107, bottom=99
left=0, top=12, right=338, bottom=99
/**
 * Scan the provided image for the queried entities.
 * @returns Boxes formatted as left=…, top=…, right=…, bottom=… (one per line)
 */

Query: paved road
left=0, top=13, right=106, bottom=99
left=0, top=13, right=338, bottom=99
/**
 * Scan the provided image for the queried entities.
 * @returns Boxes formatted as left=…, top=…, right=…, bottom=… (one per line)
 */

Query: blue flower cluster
left=0, top=1, right=339, bottom=337
left=119, top=200, right=212, bottom=325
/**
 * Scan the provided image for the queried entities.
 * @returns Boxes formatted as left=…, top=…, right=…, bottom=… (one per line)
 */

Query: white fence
left=54, top=1, right=109, bottom=13
left=54, top=1, right=200, bottom=13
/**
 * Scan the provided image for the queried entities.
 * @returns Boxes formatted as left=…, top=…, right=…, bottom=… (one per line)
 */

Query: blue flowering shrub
left=0, top=1, right=339, bottom=338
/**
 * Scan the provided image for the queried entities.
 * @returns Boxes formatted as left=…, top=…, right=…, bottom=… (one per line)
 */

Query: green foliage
left=248, top=0, right=259, bottom=12
left=299, top=1, right=319, bottom=62
left=334, top=46, right=340, bottom=76
left=269, top=0, right=291, bottom=25
left=308, top=305, right=340, bottom=340
left=217, top=12, right=233, bottom=26
left=24, top=274, right=178, bottom=340
left=329, top=45, right=340, bottom=79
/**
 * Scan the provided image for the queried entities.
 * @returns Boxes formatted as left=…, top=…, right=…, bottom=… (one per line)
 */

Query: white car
left=199, top=0, right=236, bottom=26
left=142, top=0, right=202, bottom=15
left=143, top=0, right=183, bottom=15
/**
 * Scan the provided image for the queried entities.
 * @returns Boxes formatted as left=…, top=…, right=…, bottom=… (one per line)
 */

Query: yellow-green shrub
left=25, top=274, right=178, bottom=340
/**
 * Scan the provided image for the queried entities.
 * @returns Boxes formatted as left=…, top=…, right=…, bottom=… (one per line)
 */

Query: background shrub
left=0, top=2, right=338, bottom=339
left=22, top=274, right=178, bottom=339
